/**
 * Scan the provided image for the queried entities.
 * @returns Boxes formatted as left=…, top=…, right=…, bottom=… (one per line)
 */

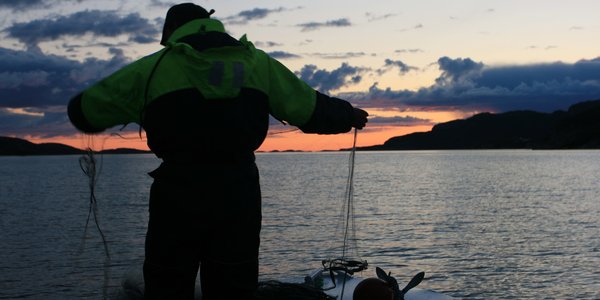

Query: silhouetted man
left=68, top=3, right=368, bottom=299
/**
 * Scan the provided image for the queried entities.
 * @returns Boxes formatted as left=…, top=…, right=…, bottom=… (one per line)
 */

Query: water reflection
left=0, top=151, right=599, bottom=299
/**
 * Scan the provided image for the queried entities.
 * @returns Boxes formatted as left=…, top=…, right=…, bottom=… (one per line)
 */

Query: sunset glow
left=1, top=0, right=599, bottom=152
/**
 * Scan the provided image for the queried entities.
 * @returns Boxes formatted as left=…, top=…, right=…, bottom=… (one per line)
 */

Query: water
left=1, top=150, right=599, bottom=299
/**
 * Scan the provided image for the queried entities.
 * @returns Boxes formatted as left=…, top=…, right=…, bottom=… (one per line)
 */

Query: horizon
left=1, top=0, right=600, bottom=151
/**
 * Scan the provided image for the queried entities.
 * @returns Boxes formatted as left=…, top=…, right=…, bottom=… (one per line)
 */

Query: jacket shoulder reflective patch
left=206, top=60, right=245, bottom=89
left=208, top=61, right=225, bottom=86
left=232, top=62, right=245, bottom=88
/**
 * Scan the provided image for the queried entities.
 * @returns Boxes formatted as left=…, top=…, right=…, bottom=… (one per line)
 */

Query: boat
left=117, top=265, right=453, bottom=300
left=305, top=266, right=453, bottom=300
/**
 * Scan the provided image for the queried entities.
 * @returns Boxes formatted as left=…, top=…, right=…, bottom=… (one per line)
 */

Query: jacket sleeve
left=298, top=91, right=354, bottom=134
left=67, top=57, right=150, bottom=133
left=262, top=54, right=354, bottom=134
left=68, top=93, right=104, bottom=133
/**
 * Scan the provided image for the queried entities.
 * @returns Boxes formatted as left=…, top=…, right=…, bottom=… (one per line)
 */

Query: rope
left=342, top=128, right=358, bottom=260
left=79, top=147, right=110, bottom=258
left=321, top=128, right=367, bottom=297
left=78, top=144, right=111, bottom=299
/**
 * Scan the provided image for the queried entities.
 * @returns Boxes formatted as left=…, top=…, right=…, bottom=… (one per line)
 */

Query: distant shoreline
left=0, top=136, right=151, bottom=156
left=3, top=98, right=600, bottom=156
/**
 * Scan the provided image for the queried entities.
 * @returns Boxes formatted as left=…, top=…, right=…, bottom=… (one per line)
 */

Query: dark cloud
left=0, top=0, right=44, bottom=9
left=297, top=18, right=351, bottom=32
left=435, top=56, right=484, bottom=85
left=367, top=115, right=433, bottom=126
left=0, top=46, right=128, bottom=108
left=0, top=107, right=73, bottom=137
left=0, top=0, right=85, bottom=10
left=254, top=41, right=283, bottom=48
left=377, top=59, right=418, bottom=75
left=224, top=7, right=294, bottom=25
left=268, top=51, right=301, bottom=59
left=239, top=7, right=283, bottom=20
left=149, top=0, right=176, bottom=8
left=296, top=63, right=366, bottom=93
left=5, top=10, right=159, bottom=49
left=341, top=56, right=600, bottom=113
left=0, top=46, right=130, bottom=136
left=0, top=108, right=41, bottom=132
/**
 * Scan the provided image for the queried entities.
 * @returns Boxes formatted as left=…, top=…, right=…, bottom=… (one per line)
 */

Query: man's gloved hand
left=352, top=107, right=369, bottom=129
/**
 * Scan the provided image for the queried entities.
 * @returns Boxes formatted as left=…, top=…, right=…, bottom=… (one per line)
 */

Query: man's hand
left=352, top=107, right=368, bottom=129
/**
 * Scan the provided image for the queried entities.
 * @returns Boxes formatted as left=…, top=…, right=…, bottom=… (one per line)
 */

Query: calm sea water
left=1, top=150, right=599, bottom=299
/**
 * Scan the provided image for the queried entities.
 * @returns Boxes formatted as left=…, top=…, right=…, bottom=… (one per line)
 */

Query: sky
left=1, top=0, right=600, bottom=151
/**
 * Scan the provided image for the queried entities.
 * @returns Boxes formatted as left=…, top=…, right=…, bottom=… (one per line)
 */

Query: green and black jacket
left=68, top=18, right=354, bottom=161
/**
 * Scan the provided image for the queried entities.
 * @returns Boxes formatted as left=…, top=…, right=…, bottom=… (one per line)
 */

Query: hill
left=3, top=99, right=600, bottom=154
left=0, top=136, right=150, bottom=156
left=362, top=99, right=600, bottom=150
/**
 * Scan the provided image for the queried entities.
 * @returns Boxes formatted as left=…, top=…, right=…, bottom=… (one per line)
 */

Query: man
left=68, top=3, right=368, bottom=299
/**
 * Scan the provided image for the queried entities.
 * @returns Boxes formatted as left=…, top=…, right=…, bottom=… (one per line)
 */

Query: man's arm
left=262, top=54, right=368, bottom=134
left=299, top=92, right=368, bottom=134
left=66, top=53, right=158, bottom=133
left=68, top=93, right=104, bottom=133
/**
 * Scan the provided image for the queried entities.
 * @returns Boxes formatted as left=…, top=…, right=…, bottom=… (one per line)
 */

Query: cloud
left=395, top=49, right=424, bottom=54
left=0, top=71, right=49, bottom=89
left=399, top=23, right=424, bottom=32
left=268, top=51, right=301, bottom=59
left=341, top=56, right=600, bottom=113
left=239, top=7, right=283, bottom=20
left=309, top=52, right=367, bottom=59
left=0, top=0, right=86, bottom=11
left=4, top=10, right=160, bottom=49
left=0, top=0, right=44, bottom=9
left=0, top=107, right=74, bottom=137
left=367, top=115, right=433, bottom=126
left=0, top=46, right=128, bottom=109
left=297, top=18, right=351, bottom=32
left=297, top=63, right=367, bottom=94
left=299, top=39, right=313, bottom=46
left=255, top=41, right=283, bottom=48
left=365, top=12, right=397, bottom=22
left=224, top=7, right=295, bottom=24
left=527, top=45, right=559, bottom=51
left=377, top=59, right=418, bottom=75
left=0, top=46, right=131, bottom=136
left=0, top=108, right=43, bottom=135
left=148, top=0, right=176, bottom=8
left=434, top=56, right=484, bottom=84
